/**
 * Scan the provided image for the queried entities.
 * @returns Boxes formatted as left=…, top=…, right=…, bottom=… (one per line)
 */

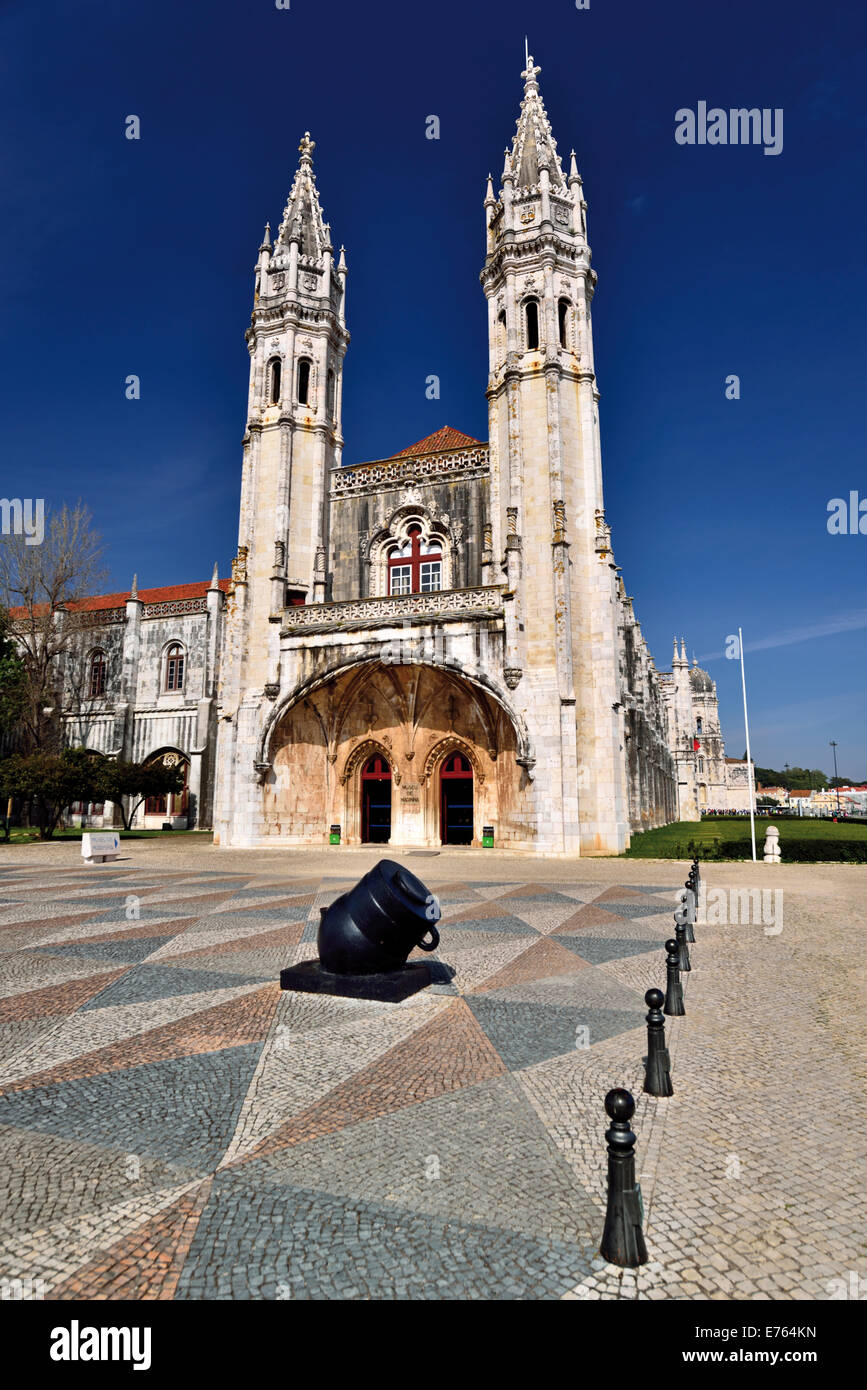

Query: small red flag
left=693, top=738, right=701, bottom=751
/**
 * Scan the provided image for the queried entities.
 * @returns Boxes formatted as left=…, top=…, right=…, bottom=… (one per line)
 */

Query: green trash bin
left=329, top=824, right=341, bottom=845
left=482, top=825, right=494, bottom=849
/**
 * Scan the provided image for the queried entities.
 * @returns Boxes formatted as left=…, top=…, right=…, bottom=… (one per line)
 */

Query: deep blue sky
left=1, top=0, right=865, bottom=776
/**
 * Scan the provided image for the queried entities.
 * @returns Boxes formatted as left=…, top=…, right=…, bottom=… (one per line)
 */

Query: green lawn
left=1, top=828, right=211, bottom=846
left=625, top=816, right=867, bottom=861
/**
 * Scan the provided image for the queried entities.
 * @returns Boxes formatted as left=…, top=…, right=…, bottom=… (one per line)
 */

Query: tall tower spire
left=229, top=132, right=349, bottom=702
left=504, top=52, right=566, bottom=192
left=273, top=133, right=329, bottom=262
left=481, top=56, right=628, bottom=853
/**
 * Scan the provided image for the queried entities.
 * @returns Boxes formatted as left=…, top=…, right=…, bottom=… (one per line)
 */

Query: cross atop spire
left=521, top=51, right=541, bottom=91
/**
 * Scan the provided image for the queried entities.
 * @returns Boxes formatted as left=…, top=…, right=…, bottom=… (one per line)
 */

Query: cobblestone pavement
left=0, top=847, right=864, bottom=1300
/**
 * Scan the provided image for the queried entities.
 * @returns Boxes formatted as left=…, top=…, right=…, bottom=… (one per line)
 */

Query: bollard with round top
left=677, top=884, right=696, bottom=945
left=684, top=873, right=697, bottom=942
left=600, top=1088, right=649, bottom=1267
left=675, top=914, right=692, bottom=972
left=643, top=989, right=673, bottom=1097
left=664, top=937, right=685, bottom=1016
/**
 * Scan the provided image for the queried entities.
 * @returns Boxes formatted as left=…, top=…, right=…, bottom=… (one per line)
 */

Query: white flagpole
left=739, top=626, right=757, bottom=862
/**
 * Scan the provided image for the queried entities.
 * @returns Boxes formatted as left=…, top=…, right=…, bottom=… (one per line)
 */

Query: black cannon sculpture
left=280, top=859, right=446, bottom=1001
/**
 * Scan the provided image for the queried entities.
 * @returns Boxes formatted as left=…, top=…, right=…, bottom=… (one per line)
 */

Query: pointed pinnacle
left=130, top=574, right=138, bottom=599
left=210, top=561, right=219, bottom=587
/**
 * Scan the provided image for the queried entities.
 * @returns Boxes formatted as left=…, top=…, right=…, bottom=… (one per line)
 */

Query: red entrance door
left=361, top=754, right=392, bottom=843
left=440, top=753, right=473, bottom=845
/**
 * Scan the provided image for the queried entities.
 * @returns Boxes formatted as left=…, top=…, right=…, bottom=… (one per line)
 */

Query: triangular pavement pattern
left=49, top=1181, right=212, bottom=1301
left=551, top=903, right=630, bottom=933
left=0, top=1044, right=265, bottom=1171
left=221, top=995, right=451, bottom=1166
left=234, top=998, right=507, bottom=1161
left=471, top=936, right=592, bottom=994
left=2, top=984, right=280, bottom=1093
left=247, top=1071, right=601, bottom=1245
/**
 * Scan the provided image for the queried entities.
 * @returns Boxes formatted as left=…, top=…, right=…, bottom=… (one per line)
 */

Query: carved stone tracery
left=340, top=737, right=401, bottom=786
left=419, top=735, right=485, bottom=788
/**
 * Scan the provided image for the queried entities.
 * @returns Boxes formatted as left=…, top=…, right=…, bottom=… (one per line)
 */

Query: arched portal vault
left=259, top=660, right=534, bottom=847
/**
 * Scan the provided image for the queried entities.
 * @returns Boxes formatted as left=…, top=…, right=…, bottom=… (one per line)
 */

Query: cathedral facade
left=210, top=56, right=728, bottom=853
left=18, top=58, right=750, bottom=850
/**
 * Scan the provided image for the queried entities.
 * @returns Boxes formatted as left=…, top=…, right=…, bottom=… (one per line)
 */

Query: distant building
left=756, top=785, right=788, bottom=804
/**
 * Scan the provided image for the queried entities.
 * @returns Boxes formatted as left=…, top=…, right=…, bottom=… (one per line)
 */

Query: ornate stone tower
left=481, top=56, right=630, bottom=852
left=215, top=134, right=349, bottom=838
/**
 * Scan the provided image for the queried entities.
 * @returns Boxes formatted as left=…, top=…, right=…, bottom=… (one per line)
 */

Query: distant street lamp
left=830, top=741, right=841, bottom=815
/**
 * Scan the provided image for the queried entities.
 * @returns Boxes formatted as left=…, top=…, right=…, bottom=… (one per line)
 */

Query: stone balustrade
left=331, top=444, right=490, bottom=497
left=281, top=585, right=506, bottom=633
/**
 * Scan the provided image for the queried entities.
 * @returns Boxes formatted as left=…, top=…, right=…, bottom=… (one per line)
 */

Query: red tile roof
left=8, top=577, right=230, bottom=620
left=389, top=426, right=485, bottom=458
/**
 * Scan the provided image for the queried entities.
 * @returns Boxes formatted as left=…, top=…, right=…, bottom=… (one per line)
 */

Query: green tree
left=754, top=766, right=786, bottom=788
left=0, top=607, right=26, bottom=739
left=0, top=747, right=106, bottom=839
left=0, top=502, right=107, bottom=753
left=96, top=759, right=185, bottom=831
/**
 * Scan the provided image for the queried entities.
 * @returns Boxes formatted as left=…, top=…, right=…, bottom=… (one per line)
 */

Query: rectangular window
left=390, top=565, right=412, bottom=595
left=419, top=561, right=442, bottom=593
left=166, top=656, right=184, bottom=691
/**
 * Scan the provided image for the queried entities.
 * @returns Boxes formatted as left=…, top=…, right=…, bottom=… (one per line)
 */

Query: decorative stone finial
left=298, top=131, right=315, bottom=162
left=522, top=54, right=541, bottom=89
left=130, top=574, right=138, bottom=600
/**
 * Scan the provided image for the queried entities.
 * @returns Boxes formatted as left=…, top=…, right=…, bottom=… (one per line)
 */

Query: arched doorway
left=361, top=754, right=392, bottom=843
left=142, top=751, right=190, bottom=827
left=440, top=752, right=473, bottom=845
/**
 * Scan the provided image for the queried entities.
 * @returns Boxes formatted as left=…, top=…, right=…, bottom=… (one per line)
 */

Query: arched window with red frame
left=164, top=643, right=185, bottom=693
left=387, top=526, right=443, bottom=596
left=88, top=649, right=107, bottom=698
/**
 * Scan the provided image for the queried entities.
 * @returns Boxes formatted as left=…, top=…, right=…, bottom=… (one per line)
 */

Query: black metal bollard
left=675, top=915, right=692, bottom=972
left=678, top=882, right=696, bottom=944
left=683, top=877, right=696, bottom=943
left=643, top=989, right=673, bottom=1097
left=692, top=857, right=701, bottom=910
left=600, top=1089, right=649, bottom=1267
left=664, top=938, right=685, bottom=1016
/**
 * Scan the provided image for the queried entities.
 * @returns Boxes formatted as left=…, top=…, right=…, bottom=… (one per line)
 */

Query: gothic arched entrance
left=440, top=752, right=473, bottom=845
left=361, top=753, right=392, bottom=843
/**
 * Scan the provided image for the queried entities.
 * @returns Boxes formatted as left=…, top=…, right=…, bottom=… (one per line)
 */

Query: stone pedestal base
left=279, top=958, right=435, bottom=1003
